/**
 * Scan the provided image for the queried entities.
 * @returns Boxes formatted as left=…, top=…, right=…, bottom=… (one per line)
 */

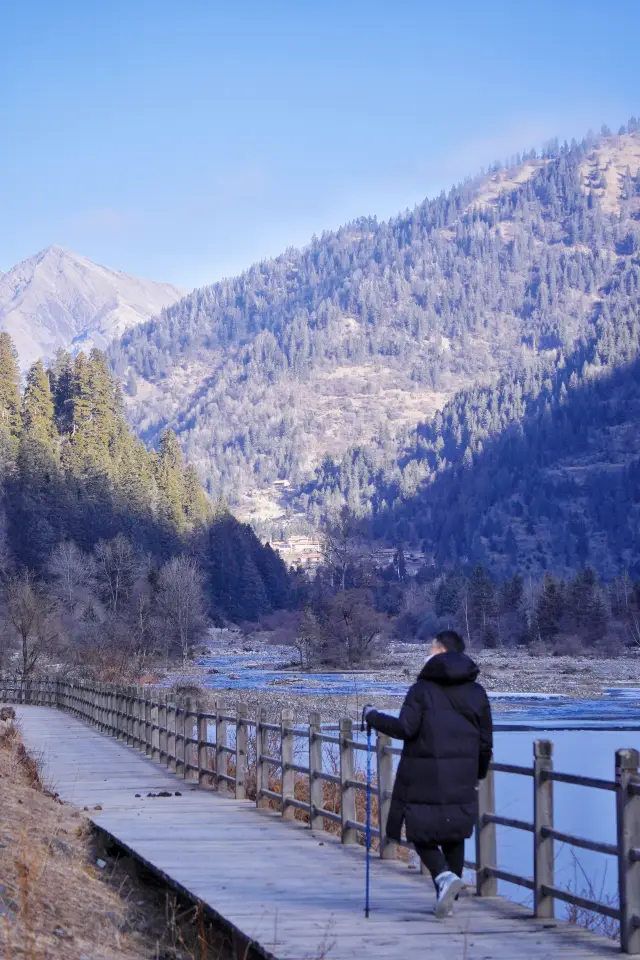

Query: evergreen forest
left=0, top=335, right=290, bottom=678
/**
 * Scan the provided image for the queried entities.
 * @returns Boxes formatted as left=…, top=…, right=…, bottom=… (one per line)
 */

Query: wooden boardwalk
left=15, top=706, right=617, bottom=960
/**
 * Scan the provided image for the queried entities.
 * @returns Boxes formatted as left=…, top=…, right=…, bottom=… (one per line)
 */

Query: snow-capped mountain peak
left=0, top=245, right=185, bottom=368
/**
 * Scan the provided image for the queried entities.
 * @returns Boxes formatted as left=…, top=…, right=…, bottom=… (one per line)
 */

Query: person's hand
left=361, top=704, right=375, bottom=731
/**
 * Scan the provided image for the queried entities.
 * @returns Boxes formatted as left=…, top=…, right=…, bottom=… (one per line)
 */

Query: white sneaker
left=434, top=871, right=463, bottom=918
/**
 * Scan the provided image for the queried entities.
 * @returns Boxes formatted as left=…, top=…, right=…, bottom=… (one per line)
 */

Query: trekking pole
left=365, top=721, right=372, bottom=918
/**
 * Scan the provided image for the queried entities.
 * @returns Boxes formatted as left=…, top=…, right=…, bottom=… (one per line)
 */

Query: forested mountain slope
left=301, top=130, right=640, bottom=578
left=0, top=335, right=289, bottom=625
left=0, top=246, right=184, bottom=370
left=111, top=120, right=640, bottom=575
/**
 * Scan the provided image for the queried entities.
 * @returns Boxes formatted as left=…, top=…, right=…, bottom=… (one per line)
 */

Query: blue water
left=484, top=726, right=638, bottom=913
left=488, top=688, right=640, bottom=730
left=197, top=652, right=412, bottom=696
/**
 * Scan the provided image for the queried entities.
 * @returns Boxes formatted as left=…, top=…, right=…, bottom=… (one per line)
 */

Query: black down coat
left=367, top=652, right=493, bottom=845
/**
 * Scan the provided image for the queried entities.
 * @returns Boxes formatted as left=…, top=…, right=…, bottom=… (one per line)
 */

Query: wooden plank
left=14, top=706, right=618, bottom=960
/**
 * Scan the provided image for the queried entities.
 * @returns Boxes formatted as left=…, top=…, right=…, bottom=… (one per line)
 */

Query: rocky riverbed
left=156, top=628, right=640, bottom=723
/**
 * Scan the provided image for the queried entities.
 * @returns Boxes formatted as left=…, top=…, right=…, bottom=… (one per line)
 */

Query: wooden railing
left=2, top=677, right=640, bottom=954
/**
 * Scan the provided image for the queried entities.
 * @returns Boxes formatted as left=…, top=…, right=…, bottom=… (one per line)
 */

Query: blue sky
left=1, top=0, right=639, bottom=290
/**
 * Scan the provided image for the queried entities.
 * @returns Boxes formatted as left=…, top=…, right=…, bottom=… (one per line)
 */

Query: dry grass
left=0, top=718, right=234, bottom=960
left=224, top=735, right=412, bottom=864
left=579, top=133, right=640, bottom=214
left=563, top=850, right=619, bottom=941
left=470, top=160, right=543, bottom=209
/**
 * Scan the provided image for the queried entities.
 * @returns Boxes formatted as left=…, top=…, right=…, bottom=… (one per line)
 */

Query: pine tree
left=239, top=554, right=270, bottom=620
left=393, top=542, right=407, bottom=581
left=434, top=573, right=462, bottom=617
left=0, top=332, right=21, bottom=459
left=64, top=352, right=93, bottom=474
left=500, top=572, right=523, bottom=612
left=49, top=349, right=74, bottom=434
left=254, top=539, right=290, bottom=608
left=535, top=574, right=565, bottom=642
left=468, top=563, right=497, bottom=643
left=22, top=361, right=56, bottom=443
left=505, top=527, right=518, bottom=566
left=65, top=349, right=120, bottom=477
left=112, top=423, right=157, bottom=515
left=17, top=360, right=58, bottom=484
left=86, top=348, right=120, bottom=467
left=155, top=429, right=186, bottom=527
left=183, top=463, right=210, bottom=527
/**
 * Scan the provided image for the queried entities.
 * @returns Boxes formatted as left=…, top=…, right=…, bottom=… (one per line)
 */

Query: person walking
left=362, top=629, right=493, bottom=918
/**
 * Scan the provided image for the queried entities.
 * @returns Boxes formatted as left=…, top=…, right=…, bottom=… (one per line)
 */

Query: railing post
left=137, top=686, right=143, bottom=748
left=182, top=701, right=191, bottom=780
left=139, top=687, right=146, bottom=751
left=104, top=684, right=108, bottom=731
left=159, top=693, right=168, bottom=765
left=235, top=703, right=248, bottom=800
left=133, top=686, right=141, bottom=747
left=309, top=712, right=323, bottom=832
left=114, top=687, right=120, bottom=738
left=187, top=701, right=198, bottom=780
left=534, top=739, right=555, bottom=918
left=197, top=708, right=209, bottom=785
left=256, top=706, right=269, bottom=809
left=144, top=688, right=152, bottom=755
left=281, top=708, right=295, bottom=821
left=151, top=696, right=160, bottom=762
left=167, top=699, right=176, bottom=771
left=340, top=718, right=357, bottom=844
left=120, top=684, right=126, bottom=736
left=376, top=732, right=397, bottom=859
left=119, top=685, right=125, bottom=737
left=179, top=700, right=188, bottom=779
left=142, top=686, right=148, bottom=749
left=617, top=748, right=640, bottom=955
left=122, top=686, right=128, bottom=741
left=476, top=767, right=497, bottom=896
left=132, top=686, right=139, bottom=745
left=126, top=686, right=134, bottom=745
left=181, top=700, right=189, bottom=776
left=216, top=700, right=228, bottom=794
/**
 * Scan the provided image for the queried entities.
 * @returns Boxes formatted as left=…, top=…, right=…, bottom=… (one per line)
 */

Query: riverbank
left=156, top=629, right=640, bottom=722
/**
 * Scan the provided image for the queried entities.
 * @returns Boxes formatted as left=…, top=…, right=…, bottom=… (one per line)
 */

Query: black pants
left=414, top=840, right=465, bottom=885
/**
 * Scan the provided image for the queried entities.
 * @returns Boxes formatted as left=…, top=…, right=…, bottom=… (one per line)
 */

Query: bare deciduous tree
left=321, top=508, right=362, bottom=592
left=94, top=534, right=138, bottom=616
left=299, top=589, right=387, bottom=667
left=6, top=570, right=59, bottom=679
left=294, top=605, right=318, bottom=668
left=156, top=555, right=208, bottom=666
left=47, top=540, right=95, bottom=614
